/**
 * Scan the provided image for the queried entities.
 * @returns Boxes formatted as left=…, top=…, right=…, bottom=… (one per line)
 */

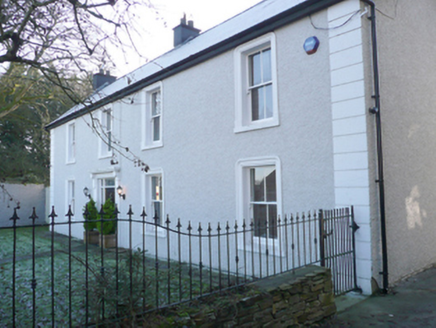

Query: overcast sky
left=111, top=0, right=263, bottom=76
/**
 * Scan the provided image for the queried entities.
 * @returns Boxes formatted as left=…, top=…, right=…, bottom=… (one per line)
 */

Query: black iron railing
left=0, top=205, right=358, bottom=326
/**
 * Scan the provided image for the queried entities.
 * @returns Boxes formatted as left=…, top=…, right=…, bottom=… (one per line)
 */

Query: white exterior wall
left=50, top=3, right=403, bottom=290
left=50, top=14, right=336, bottom=244
left=328, top=0, right=373, bottom=294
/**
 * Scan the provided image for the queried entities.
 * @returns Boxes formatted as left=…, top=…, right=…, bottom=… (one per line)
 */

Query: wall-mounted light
left=117, top=185, right=126, bottom=200
left=83, top=187, right=91, bottom=199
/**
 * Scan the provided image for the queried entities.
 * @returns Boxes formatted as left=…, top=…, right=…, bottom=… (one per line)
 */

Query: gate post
left=350, top=206, right=361, bottom=292
left=318, top=209, right=325, bottom=267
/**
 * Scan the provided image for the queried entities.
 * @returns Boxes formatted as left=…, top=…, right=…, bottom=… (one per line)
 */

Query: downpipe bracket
left=369, top=107, right=379, bottom=114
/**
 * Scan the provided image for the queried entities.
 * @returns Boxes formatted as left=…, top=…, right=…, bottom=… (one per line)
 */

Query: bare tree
left=0, top=0, right=156, bottom=113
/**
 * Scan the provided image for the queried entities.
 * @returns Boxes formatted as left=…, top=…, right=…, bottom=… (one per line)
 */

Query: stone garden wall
left=143, top=265, right=336, bottom=327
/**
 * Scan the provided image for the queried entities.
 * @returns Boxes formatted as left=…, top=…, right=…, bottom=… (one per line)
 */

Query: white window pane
left=151, top=176, right=162, bottom=200
left=68, top=124, right=75, bottom=161
left=152, top=91, right=161, bottom=116
left=251, top=167, right=266, bottom=202
left=105, top=179, right=115, bottom=186
left=268, top=205, right=277, bottom=238
left=258, top=86, right=265, bottom=120
left=153, top=202, right=162, bottom=225
left=264, top=84, right=273, bottom=119
left=249, top=52, right=261, bottom=86
left=265, top=169, right=276, bottom=202
left=153, top=117, right=160, bottom=141
left=107, top=131, right=112, bottom=151
left=253, top=204, right=267, bottom=237
left=106, top=111, right=112, bottom=131
left=105, top=188, right=115, bottom=203
left=251, top=88, right=260, bottom=121
left=262, top=48, right=272, bottom=83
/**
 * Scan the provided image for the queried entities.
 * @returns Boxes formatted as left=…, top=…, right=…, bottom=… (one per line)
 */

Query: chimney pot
left=173, top=16, right=201, bottom=47
left=93, top=71, right=116, bottom=90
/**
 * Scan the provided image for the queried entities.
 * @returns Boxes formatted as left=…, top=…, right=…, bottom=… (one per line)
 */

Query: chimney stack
left=173, top=14, right=201, bottom=47
left=92, top=70, right=117, bottom=90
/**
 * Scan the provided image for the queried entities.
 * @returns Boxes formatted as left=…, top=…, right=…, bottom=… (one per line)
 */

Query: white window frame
left=99, top=107, right=114, bottom=158
left=142, top=82, right=163, bottom=150
left=236, top=156, right=282, bottom=245
left=66, top=179, right=76, bottom=220
left=66, top=121, right=76, bottom=164
left=234, top=33, right=279, bottom=133
left=142, top=168, right=165, bottom=237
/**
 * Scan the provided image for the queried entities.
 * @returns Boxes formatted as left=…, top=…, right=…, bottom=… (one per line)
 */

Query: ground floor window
left=237, top=156, right=281, bottom=240
left=250, top=166, right=277, bottom=238
left=151, top=175, right=163, bottom=225
left=144, top=170, right=164, bottom=227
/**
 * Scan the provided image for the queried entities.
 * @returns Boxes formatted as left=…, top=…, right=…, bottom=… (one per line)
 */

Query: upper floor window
left=249, top=48, right=273, bottom=121
left=99, top=107, right=113, bottom=158
left=234, top=33, right=279, bottom=133
left=66, top=122, right=76, bottom=163
left=143, top=82, right=163, bottom=149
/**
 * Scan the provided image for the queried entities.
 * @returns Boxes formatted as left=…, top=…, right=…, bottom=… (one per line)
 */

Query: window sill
left=66, top=160, right=76, bottom=165
left=98, top=154, right=112, bottom=160
left=142, top=142, right=163, bottom=151
left=142, top=224, right=166, bottom=238
left=234, top=119, right=279, bottom=134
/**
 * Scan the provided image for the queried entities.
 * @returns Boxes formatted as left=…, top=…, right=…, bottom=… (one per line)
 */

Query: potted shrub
left=83, top=198, right=99, bottom=244
left=96, top=198, right=117, bottom=248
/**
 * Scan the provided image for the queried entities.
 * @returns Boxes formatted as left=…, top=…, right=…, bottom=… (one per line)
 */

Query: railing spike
left=48, top=206, right=58, bottom=220
left=65, top=205, right=73, bottom=220
left=140, top=207, right=147, bottom=219
left=114, top=204, right=120, bottom=215
left=9, top=207, right=20, bottom=221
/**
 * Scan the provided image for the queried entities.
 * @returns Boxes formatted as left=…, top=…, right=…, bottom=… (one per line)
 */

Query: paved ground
left=321, top=266, right=436, bottom=327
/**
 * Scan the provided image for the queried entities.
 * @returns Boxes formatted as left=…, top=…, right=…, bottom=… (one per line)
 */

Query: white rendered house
left=47, top=0, right=436, bottom=295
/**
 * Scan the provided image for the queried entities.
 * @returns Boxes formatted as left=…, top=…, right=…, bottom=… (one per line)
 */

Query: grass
left=0, top=226, right=238, bottom=327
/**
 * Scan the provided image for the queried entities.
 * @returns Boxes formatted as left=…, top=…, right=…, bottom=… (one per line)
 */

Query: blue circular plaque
left=304, top=36, right=320, bottom=55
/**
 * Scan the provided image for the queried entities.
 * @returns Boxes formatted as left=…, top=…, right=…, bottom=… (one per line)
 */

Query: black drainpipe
left=361, top=0, right=388, bottom=293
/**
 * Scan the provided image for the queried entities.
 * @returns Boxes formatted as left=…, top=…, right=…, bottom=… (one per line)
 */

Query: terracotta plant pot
left=84, top=230, right=99, bottom=245
left=99, top=234, right=117, bottom=248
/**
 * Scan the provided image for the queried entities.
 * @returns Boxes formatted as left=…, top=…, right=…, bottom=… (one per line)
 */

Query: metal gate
left=319, top=206, right=360, bottom=295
